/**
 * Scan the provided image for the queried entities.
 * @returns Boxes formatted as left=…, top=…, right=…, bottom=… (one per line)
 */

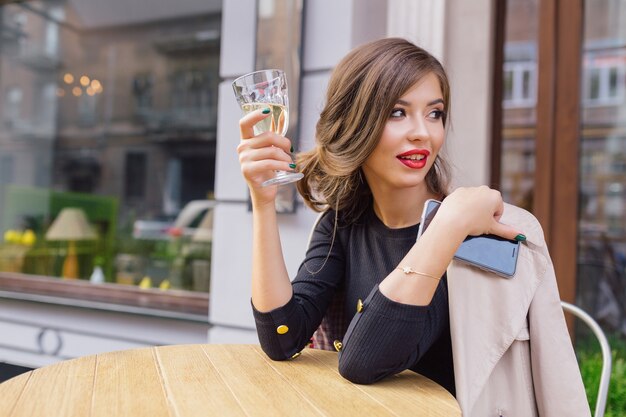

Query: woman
left=237, top=38, right=589, bottom=416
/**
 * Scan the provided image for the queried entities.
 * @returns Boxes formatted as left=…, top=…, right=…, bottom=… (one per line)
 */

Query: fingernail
left=290, top=145, right=294, bottom=153
left=515, top=234, right=527, bottom=242
left=289, top=163, right=297, bottom=169
left=262, top=108, right=271, bottom=114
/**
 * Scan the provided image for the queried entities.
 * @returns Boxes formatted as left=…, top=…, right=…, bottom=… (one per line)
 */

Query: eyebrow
left=396, top=98, right=445, bottom=106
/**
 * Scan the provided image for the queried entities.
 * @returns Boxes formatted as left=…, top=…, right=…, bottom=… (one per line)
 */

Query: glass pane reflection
left=577, top=0, right=626, bottom=336
left=0, top=0, right=221, bottom=293
left=500, top=0, right=538, bottom=211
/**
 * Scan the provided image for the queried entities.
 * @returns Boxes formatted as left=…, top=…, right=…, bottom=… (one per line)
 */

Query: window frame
left=491, top=0, right=584, bottom=307
left=0, top=271, right=209, bottom=319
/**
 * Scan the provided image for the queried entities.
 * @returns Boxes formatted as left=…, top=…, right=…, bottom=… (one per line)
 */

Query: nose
left=407, top=117, right=430, bottom=142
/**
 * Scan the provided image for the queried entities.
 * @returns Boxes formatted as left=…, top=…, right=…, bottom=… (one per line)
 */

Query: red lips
left=396, top=149, right=430, bottom=169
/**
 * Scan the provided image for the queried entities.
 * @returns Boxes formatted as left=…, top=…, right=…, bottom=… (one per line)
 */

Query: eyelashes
left=389, top=108, right=446, bottom=120
left=390, top=108, right=406, bottom=118
left=428, top=109, right=446, bottom=120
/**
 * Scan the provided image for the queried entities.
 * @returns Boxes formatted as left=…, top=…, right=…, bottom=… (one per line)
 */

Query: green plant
left=182, top=241, right=211, bottom=260
left=577, top=333, right=626, bottom=417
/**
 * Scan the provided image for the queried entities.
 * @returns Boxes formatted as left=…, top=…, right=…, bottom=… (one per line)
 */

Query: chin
left=393, top=176, right=429, bottom=190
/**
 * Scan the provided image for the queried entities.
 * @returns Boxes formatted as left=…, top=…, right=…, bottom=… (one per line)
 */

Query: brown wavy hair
left=296, top=38, right=451, bottom=222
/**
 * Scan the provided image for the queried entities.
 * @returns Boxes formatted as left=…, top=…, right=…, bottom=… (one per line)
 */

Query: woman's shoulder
left=314, top=209, right=352, bottom=231
left=313, top=204, right=373, bottom=234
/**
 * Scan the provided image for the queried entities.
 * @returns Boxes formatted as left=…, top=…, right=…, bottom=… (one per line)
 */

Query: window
left=0, top=1, right=221, bottom=299
left=583, top=59, right=625, bottom=105
left=503, top=62, right=537, bottom=108
left=132, top=73, right=154, bottom=113
left=0, top=155, right=15, bottom=184
left=4, top=86, right=23, bottom=126
left=124, top=152, right=147, bottom=200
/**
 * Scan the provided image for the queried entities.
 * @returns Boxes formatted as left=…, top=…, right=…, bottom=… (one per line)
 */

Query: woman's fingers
left=485, top=191, right=526, bottom=241
left=238, top=138, right=295, bottom=188
left=241, top=160, right=296, bottom=189
left=239, top=108, right=271, bottom=139
left=239, top=145, right=294, bottom=165
left=444, top=186, right=525, bottom=240
left=236, top=108, right=295, bottom=206
left=488, top=221, right=526, bottom=242
left=242, top=159, right=296, bottom=176
left=492, top=193, right=505, bottom=220
left=237, top=132, right=292, bottom=154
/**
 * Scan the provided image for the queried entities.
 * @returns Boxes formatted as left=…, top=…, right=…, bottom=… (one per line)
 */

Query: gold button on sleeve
left=333, top=340, right=343, bottom=352
left=291, top=352, right=301, bottom=359
left=276, top=325, right=289, bottom=335
left=356, top=299, right=364, bottom=313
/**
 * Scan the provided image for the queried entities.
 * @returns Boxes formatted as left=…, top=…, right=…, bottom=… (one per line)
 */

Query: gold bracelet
left=395, top=266, right=441, bottom=281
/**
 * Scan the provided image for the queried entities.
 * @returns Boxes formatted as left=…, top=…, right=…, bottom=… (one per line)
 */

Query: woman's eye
left=428, top=109, right=445, bottom=120
left=390, top=108, right=405, bottom=118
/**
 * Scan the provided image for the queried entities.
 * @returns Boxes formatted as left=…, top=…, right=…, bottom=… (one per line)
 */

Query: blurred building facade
left=0, top=0, right=624, bottom=368
left=498, top=0, right=626, bottom=336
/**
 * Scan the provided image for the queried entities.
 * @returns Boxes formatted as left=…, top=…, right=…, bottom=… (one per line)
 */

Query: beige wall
left=443, top=0, right=496, bottom=189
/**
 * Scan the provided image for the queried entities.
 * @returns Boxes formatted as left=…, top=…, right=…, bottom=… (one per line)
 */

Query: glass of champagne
left=232, top=69, right=304, bottom=187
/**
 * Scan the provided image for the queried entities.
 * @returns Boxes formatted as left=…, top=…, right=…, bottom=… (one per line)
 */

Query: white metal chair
left=562, top=301, right=612, bottom=417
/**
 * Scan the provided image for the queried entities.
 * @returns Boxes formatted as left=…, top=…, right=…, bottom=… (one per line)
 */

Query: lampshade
left=46, top=208, right=97, bottom=241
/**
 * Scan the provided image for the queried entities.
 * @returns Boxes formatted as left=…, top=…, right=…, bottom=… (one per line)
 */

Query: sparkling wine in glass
left=232, top=69, right=303, bottom=187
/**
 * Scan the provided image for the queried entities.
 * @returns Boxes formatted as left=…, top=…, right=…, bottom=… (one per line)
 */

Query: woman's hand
left=237, top=109, right=295, bottom=208
left=435, top=186, right=524, bottom=241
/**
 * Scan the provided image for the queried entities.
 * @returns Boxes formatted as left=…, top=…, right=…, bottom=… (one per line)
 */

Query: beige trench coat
left=447, top=203, right=591, bottom=417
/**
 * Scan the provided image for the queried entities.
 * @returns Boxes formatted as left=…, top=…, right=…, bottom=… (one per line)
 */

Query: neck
left=370, top=185, right=438, bottom=229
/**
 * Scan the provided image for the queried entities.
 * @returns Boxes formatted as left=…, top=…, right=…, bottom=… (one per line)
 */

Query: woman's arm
left=250, top=202, right=293, bottom=311
left=237, top=109, right=297, bottom=312
left=338, top=279, right=451, bottom=384
left=339, top=187, right=525, bottom=384
left=379, top=186, right=524, bottom=306
left=238, top=110, right=345, bottom=360
left=252, top=211, right=346, bottom=359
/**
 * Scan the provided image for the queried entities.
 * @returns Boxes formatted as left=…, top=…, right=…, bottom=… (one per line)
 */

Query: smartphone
left=416, top=199, right=520, bottom=278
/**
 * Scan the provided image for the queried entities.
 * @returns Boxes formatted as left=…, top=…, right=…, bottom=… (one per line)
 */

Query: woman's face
left=362, top=72, right=446, bottom=193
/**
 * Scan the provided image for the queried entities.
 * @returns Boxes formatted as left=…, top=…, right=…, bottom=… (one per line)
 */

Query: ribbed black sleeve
left=252, top=206, right=455, bottom=394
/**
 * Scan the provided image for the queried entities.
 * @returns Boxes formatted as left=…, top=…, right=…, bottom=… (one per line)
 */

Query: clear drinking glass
left=232, top=69, right=303, bottom=187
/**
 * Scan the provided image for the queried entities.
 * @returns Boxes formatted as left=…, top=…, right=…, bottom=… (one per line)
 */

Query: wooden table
left=0, top=344, right=460, bottom=417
